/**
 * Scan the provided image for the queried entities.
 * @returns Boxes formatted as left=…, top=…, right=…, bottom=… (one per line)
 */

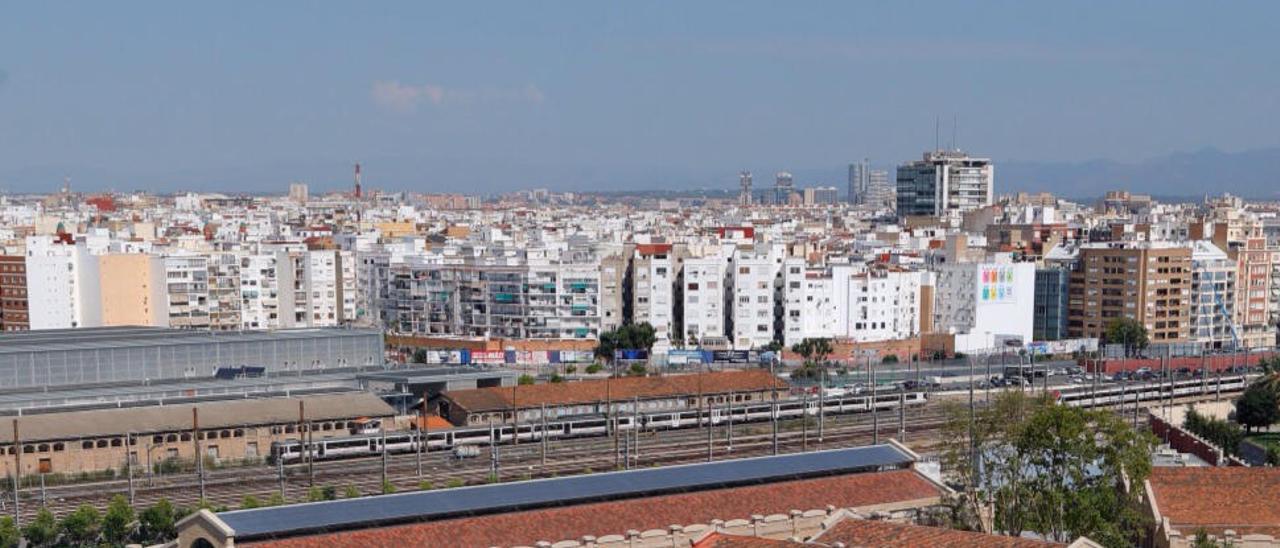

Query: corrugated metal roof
left=0, top=326, right=381, bottom=355
left=442, top=370, right=783, bottom=412
left=217, top=444, right=915, bottom=541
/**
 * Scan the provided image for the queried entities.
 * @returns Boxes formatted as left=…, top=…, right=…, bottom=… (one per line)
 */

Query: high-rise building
left=848, top=159, right=869, bottom=204
left=738, top=171, right=753, bottom=206
left=288, top=182, right=309, bottom=203
left=866, top=170, right=894, bottom=210
left=773, top=172, right=794, bottom=206
left=802, top=187, right=839, bottom=206
left=896, top=150, right=993, bottom=218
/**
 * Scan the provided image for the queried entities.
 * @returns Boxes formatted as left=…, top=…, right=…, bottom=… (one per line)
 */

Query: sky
left=2, top=2, right=1279, bottom=194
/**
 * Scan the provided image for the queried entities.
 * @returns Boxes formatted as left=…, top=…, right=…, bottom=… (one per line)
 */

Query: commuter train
left=1055, top=374, right=1250, bottom=408
left=268, top=391, right=928, bottom=464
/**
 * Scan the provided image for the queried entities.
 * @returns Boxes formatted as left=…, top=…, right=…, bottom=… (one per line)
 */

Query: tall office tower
left=895, top=150, right=993, bottom=218
left=738, top=171, right=753, bottom=205
left=288, top=182, right=309, bottom=203
left=353, top=163, right=363, bottom=198
left=848, top=159, right=869, bottom=204
left=866, top=170, right=894, bottom=210
left=774, top=172, right=794, bottom=205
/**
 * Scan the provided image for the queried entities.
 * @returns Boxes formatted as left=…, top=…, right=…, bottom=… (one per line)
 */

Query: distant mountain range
left=997, top=147, right=1280, bottom=202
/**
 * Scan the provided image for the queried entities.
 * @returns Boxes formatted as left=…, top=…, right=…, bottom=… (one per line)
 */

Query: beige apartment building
left=1068, top=243, right=1192, bottom=344
left=98, top=253, right=169, bottom=327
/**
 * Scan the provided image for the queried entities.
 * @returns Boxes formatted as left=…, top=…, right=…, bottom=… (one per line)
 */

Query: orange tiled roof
left=1149, top=467, right=1280, bottom=537
left=244, top=469, right=944, bottom=548
left=693, top=532, right=797, bottom=547
left=813, top=518, right=1061, bottom=547
left=443, top=370, right=785, bottom=412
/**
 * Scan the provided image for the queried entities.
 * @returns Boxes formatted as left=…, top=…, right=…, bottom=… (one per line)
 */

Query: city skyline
left=3, top=2, right=1280, bottom=195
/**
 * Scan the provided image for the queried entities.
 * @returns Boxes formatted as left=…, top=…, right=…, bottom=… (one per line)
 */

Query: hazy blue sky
left=2, top=2, right=1279, bottom=193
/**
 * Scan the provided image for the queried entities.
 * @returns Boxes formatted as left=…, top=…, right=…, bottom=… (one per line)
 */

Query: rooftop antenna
left=952, top=114, right=958, bottom=152
left=934, top=116, right=940, bottom=152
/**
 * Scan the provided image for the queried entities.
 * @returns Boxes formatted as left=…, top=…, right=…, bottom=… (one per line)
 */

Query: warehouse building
left=0, top=392, right=394, bottom=477
left=436, top=369, right=785, bottom=427
left=0, top=326, right=384, bottom=390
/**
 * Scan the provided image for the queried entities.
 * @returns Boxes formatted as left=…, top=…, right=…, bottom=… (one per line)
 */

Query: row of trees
left=939, top=391, right=1155, bottom=546
left=0, top=495, right=180, bottom=548
left=1183, top=408, right=1246, bottom=457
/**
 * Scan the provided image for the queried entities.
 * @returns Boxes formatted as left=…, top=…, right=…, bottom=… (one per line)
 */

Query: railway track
left=5, top=406, right=949, bottom=520
left=3, top=385, right=1242, bottom=521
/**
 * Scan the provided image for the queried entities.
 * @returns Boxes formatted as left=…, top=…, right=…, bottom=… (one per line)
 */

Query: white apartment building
left=782, top=258, right=837, bottom=346
left=783, top=262, right=925, bottom=346
left=299, top=250, right=356, bottom=327
left=166, top=254, right=211, bottom=329
left=731, top=244, right=784, bottom=350
left=240, top=253, right=283, bottom=330
left=682, top=253, right=731, bottom=345
left=836, top=266, right=925, bottom=344
left=25, top=237, right=99, bottom=329
left=1191, top=241, right=1237, bottom=349
left=932, top=260, right=1035, bottom=352
left=631, top=244, right=677, bottom=342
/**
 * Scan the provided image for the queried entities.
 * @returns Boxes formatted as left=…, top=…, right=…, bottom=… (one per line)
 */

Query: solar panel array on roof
left=217, top=444, right=915, bottom=541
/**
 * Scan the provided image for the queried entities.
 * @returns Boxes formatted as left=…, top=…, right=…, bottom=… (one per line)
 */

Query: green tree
left=1183, top=408, right=1245, bottom=457
left=517, top=374, right=536, bottom=385
left=549, top=374, right=565, bottom=383
left=266, top=492, right=286, bottom=506
left=241, top=494, right=262, bottom=509
left=791, top=338, right=834, bottom=365
left=1235, top=383, right=1280, bottom=433
left=101, top=494, right=136, bottom=546
left=941, top=390, right=1154, bottom=546
left=343, top=484, right=362, bottom=498
left=628, top=363, right=646, bottom=376
left=594, top=322, right=658, bottom=362
left=0, top=516, right=16, bottom=548
left=21, top=508, right=57, bottom=548
left=58, top=504, right=102, bottom=547
left=411, top=348, right=428, bottom=364
left=1103, top=318, right=1148, bottom=357
left=137, top=498, right=177, bottom=545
